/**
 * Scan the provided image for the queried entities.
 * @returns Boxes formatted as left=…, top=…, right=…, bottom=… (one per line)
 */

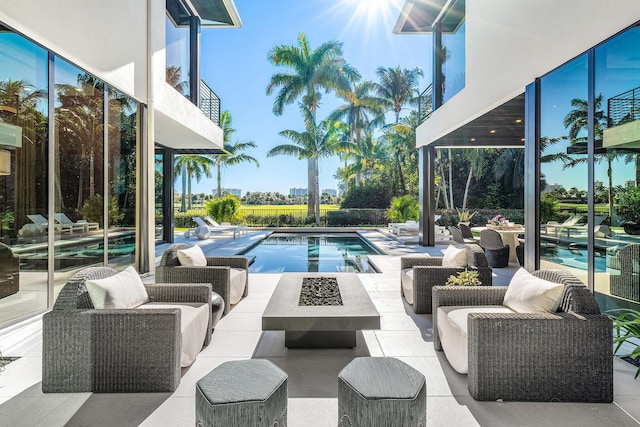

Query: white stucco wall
left=417, top=0, right=640, bottom=146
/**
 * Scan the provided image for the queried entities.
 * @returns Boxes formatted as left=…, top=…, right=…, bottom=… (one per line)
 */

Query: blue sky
left=194, top=0, right=431, bottom=196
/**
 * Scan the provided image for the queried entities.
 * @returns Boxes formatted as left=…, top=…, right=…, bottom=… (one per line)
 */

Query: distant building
left=595, top=180, right=604, bottom=189
left=290, top=187, right=307, bottom=196
left=625, top=180, right=636, bottom=189
left=322, top=189, right=337, bottom=196
left=541, top=183, right=561, bottom=195
left=220, top=188, right=241, bottom=197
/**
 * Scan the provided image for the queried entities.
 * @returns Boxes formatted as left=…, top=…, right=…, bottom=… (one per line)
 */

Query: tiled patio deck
left=0, top=229, right=638, bottom=426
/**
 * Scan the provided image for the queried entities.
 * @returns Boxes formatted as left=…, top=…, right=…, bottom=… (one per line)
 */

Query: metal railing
left=608, top=85, right=640, bottom=127
left=199, top=80, right=221, bottom=126
left=418, top=84, right=433, bottom=125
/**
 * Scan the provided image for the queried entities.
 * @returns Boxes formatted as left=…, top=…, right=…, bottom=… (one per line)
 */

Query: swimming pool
left=241, top=233, right=381, bottom=273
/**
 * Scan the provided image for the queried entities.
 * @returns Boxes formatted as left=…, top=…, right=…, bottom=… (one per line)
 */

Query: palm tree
left=379, top=110, right=420, bottom=195
left=214, top=111, right=259, bottom=197
left=267, top=104, right=341, bottom=225
left=173, top=155, right=214, bottom=210
left=266, top=32, right=360, bottom=218
left=166, top=65, right=187, bottom=96
left=462, top=149, right=486, bottom=209
left=374, top=67, right=423, bottom=192
left=329, top=80, right=385, bottom=186
left=374, top=66, right=424, bottom=125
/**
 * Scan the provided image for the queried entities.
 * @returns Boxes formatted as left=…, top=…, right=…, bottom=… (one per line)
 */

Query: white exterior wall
left=417, top=0, right=640, bottom=146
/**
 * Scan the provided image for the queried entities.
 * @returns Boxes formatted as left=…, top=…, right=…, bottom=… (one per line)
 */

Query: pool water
left=241, top=233, right=381, bottom=273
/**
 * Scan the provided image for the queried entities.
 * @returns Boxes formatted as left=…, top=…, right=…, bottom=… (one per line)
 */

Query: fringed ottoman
left=196, top=359, right=288, bottom=427
left=338, top=357, right=426, bottom=427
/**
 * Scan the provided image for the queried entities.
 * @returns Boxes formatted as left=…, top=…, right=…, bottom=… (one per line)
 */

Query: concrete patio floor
left=0, top=229, right=638, bottom=426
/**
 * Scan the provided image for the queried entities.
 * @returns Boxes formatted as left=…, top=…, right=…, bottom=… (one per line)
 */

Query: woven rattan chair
left=458, top=223, right=479, bottom=244
left=157, top=243, right=249, bottom=314
left=432, top=269, right=613, bottom=402
left=42, top=267, right=212, bottom=393
left=610, top=243, right=640, bottom=302
left=400, top=244, right=492, bottom=314
left=479, top=229, right=510, bottom=268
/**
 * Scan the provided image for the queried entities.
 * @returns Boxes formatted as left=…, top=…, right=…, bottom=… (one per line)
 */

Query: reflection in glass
left=594, top=25, right=640, bottom=310
left=442, top=20, right=466, bottom=103
left=155, top=151, right=165, bottom=243
left=54, top=58, right=104, bottom=277
left=538, top=54, right=588, bottom=283
left=166, top=0, right=191, bottom=97
left=0, top=28, right=49, bottom=327
left=107, top=89, right=137, bottom=268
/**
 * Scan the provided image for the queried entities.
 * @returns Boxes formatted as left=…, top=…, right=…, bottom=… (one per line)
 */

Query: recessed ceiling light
left=490, top=130, right=496, bottom=133
left=515, top=119, right=522, bottom=123
left=470, top=138, right=476, bottom=142
left=521, top=138, right=525, bottom=141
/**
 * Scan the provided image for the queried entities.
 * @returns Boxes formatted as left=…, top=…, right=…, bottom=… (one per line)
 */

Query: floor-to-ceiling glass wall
left=594, top=24, right=640, bottom=310
left=54, top=58, right=105, bottom=288
left=154, top=149, right=165, bottom=243
left=0, top=25, right=49, bottom=325
left=538, top=54, right=589, bottom=285
left=166, top=0, right=191, bottom=98
left=107, top=89, right=137, bottom=268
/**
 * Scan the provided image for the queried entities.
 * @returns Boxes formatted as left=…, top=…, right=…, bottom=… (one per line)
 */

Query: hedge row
left=435, top=209, right=525, bottom=227
left=326, top=209, right=389, bottom=226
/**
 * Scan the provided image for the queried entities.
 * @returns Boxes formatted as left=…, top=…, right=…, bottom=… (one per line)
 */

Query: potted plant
left=445, top=269, right=482, bottom=286
left=615, top=186, right=640, bottom=235
left=607, top=308, right=640, bottom=379
left=456, top=208, right=478, bottom=225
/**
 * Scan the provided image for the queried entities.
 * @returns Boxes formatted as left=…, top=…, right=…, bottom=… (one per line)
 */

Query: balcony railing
left=199, top=80, right=221, bottom=126
left=418, top=84, right=433, bottom=125
left=608, top=85, right=640, bottom=127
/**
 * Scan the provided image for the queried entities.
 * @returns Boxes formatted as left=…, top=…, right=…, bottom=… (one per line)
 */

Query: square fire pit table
left=262, top=273, right=380, bottom=348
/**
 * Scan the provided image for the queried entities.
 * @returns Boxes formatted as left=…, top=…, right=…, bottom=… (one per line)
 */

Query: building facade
left=396, top=0, right=640, bottom=312
left=0, top=0, right=240, bottom=328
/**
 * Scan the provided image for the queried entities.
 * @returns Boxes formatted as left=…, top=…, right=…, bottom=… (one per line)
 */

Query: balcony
left=199, top=79, right=221, bottom=127
left=418, top=83, right=433, bottom=125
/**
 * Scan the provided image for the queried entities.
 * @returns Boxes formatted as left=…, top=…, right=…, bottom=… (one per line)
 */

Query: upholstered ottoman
left=196, top=359, right=288, bottom=427
left=338, top=357, right=426, bottom=427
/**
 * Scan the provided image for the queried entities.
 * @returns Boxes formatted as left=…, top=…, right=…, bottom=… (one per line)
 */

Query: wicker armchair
left=400, top=244, right=492, bottom=314
left=610, top=243, right=640, bottom=302
left=157, top=243, right=249, bottom=315
left=432, top=269, right=613, bottom=402
left=0, top=242, right=19, bottom=299
left=479, top=229, right=510, bottom=268
left=42, top=267, right=212, bottom=393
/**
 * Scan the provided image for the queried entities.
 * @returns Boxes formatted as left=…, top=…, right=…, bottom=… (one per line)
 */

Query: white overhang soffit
left=184, top=0, right=242, bottom=28
left=154, top=109, right=224, bottom=152
left=393, top=0, right=448, bottom=34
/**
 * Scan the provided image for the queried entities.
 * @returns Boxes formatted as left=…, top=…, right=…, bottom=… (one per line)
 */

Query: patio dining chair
left=479, top=229, right=510, bottom=268
left=458, top=223, right=479, bottom=244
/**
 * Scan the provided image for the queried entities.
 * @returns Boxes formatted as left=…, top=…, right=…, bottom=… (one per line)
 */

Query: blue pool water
left=241, top=233, right=381, bottom=273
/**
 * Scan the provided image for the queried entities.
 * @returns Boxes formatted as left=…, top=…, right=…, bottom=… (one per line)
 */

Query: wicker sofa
left=400, top=244, right=492, bottom=314
left=157, top=243, right=249, bottom=315
left=42, top=267, right=212, bottom=393
left=432, top=269, right=613, bottom=402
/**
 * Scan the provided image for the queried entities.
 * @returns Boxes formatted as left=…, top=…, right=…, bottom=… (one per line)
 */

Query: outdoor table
left=471, top=226, right=525, bottom=263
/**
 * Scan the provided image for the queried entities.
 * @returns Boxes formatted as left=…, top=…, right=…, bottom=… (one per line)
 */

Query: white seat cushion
left=138, top=302, right=209, bottom=367
left=85, top=266, right=149, bottom=309
left=229, top=268, right=247, bottom=305
left=437, top=305, right=514, bottom=374
left=401, top=268, right=414, bottom=304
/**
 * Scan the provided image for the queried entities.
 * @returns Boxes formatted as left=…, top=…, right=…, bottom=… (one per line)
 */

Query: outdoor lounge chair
left=26, top=214, right=51, bottom=233
left=156, top=243, right=249, bottom=315
left=191, top=217, right=240, bottom=238
left=400, top=244, right=492, bottom=314
left=204, top=215, right=247, bottom=235
left=540, top=215, right=583, bottom=237
left=432, top=269, right=613, bottom=402
left=54, top=213, right=99, bottom=233
left=42, top=266, right=212, bottom=392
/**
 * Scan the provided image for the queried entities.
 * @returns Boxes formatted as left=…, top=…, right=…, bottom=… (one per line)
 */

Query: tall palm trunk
left=314, top=158, right=320, bottom=226
left=217, top=163, right=222, bottom=198
left=607, top=155, right=614, bottom=220
left=448, top=149, right=454, bottom=208
left=187, top=172, right=193, bottom=210
left=462, top=168, right=472, bottom=209
left=180, top=166, right=186, bottom=212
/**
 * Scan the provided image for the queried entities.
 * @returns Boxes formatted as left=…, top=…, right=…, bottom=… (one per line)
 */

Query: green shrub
left=341, top=183, right=392, bottom=209
left=206, top=194, right=241, bottom=223
left=616, top=186, right=640, bottom=224
left=327, top=209, right=389, bottom=226
left=388, top=196, right=419, bottom=223
left=445, top=269, right=482, bottom=286
left=81, top=194, right=121, bottom=226
left=540, top=194, right=559, bottom=223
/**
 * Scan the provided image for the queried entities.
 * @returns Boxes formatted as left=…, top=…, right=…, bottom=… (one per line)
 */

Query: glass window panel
left=166, top=0, right=191, bottom=98
left=107, top=89, right=137, bottom=268
left=539, top=54, right=589, bottom=284
left=155, top=150, right=165, bottom=243
left=0, top=28, right=49, bottom=327
left=442, top=20, right=465, bottom=103
left=594, top=24, right=640, bottom=310
left=54, top=58, right=104, bottom=279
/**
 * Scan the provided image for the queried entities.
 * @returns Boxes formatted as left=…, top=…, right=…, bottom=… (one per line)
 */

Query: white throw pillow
left=177, top=244, right=207, bottom=266
left=503, top=268, right=565, bottom=313
left=442, top=245, right=467, bottom=268
left=86, top=266, right=149, bottom=309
